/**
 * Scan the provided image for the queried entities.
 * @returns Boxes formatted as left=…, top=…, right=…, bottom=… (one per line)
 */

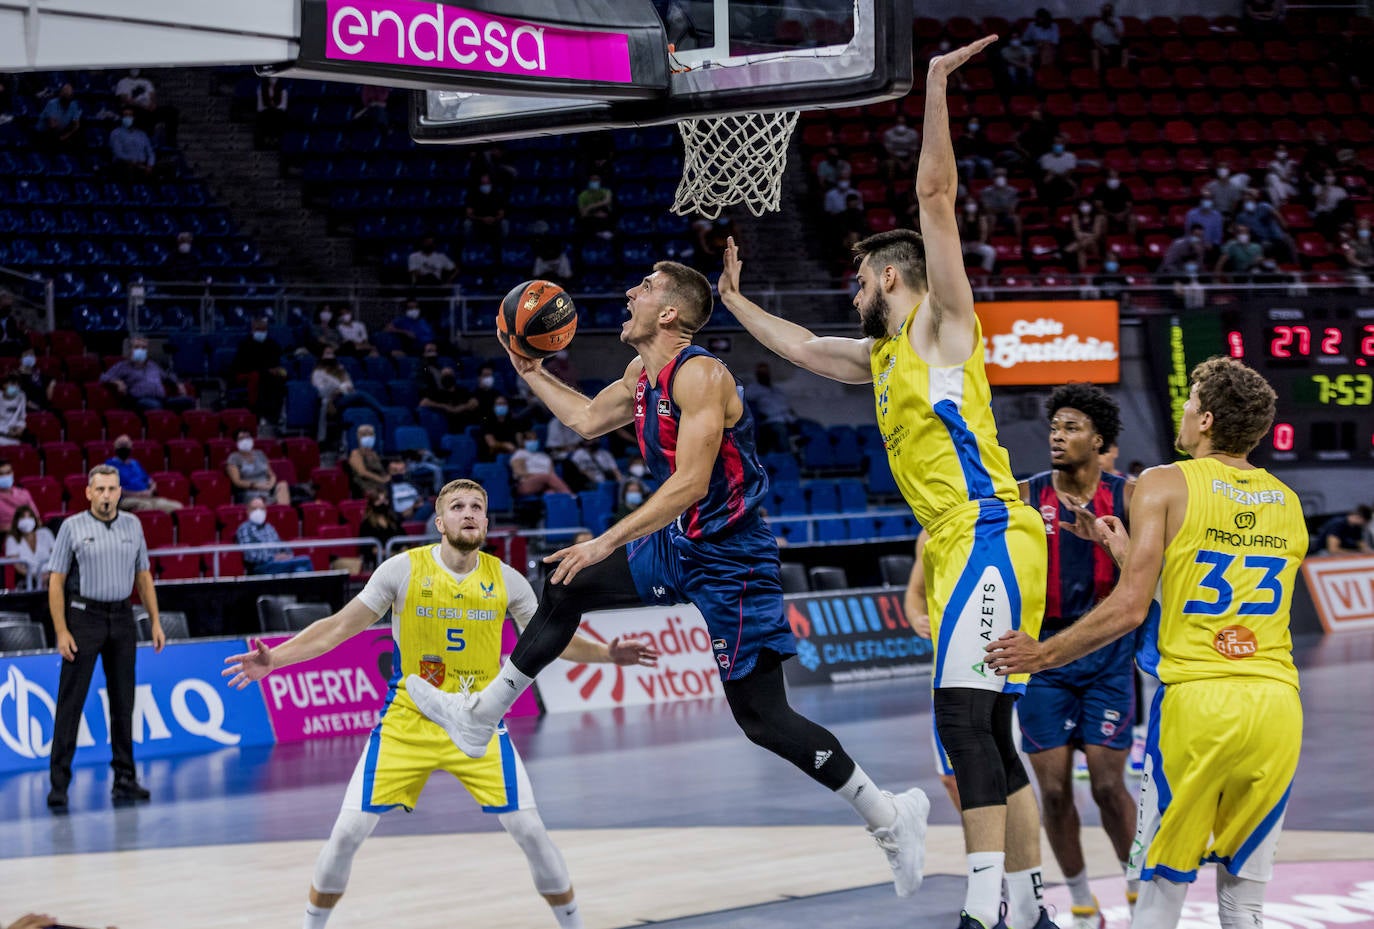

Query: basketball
left=497, top=279, right=578, bottom=360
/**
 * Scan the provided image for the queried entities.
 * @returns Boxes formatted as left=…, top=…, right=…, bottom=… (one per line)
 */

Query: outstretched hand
left=222, top=639, right=274, bottom=690
left=607, top=635, right=660, bottom=667
left=543, top=535, right=614, bottom=586
left=719, top=236, right=742, bottom=300
left=928, top=35, right=998, bottom=79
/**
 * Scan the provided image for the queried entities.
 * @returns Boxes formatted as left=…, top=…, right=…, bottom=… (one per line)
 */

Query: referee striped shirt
left=48, top=511, right=149, bottom=602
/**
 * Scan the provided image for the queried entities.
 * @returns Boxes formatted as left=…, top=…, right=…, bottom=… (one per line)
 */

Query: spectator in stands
left=611, top=479, right=647, bottom=524
left=226, top=430, right=289, bottom=505
left=106, top=435, right=182, bottom=513
left=0, top=291, right=26, bottom=356
left=164, top=230, right=203, bottom=285
left=335, top=308, right=374, bottom=357
left=1087, top=253, right=1129, bottom=301
left=1215, top=223, right=1264, bottom=281
left=109, top=106, right=155, bottom=181
left=473, top=364, right=501, bottom=420
left=114, top=68, right=177, bottom=144
left=1236, top=191, right=1296, bottom=262
left=958, top=200, right=997, bottom=272
left=236, top=497, right=312, bottom=574
left=979, top=168, right=1023, bottom=238
left=481, top=395, right=521, bottom=461
left=998, top=36, right=1035, bottom=92
left=1264, top=146, right=1299, bottom=208
left=749, top=362, right=797, bottom=456
left=36, top=83, right=81, bottom=151
left=835, top=191, right=871, bottom=262
left=15, top=350, right=52, bottom=412
left=353, top=84, right=391, bottom=130
left=99, top=337, right=194, bottom=412
left=955, top=118, right=994, bottom=181
left=823, top=166, right=859, bottom=216
left=1315, top=505, right=1371, bottom=554
left=386, top=458, right=429, bottom=519
left=568, top=437, right=623, bottom=490
left=5, top=504, right=53, bottom=590
left=407, top=237, right=458, bottom=288
left=530, top=222, right=574, bottom=284
left=1312, top=170, right=1351, bottom=238
left=359, top=488, right=403, bottom=567
left=1012, top=105, right=1057, bottom=169
left=543, top=349, right=579, bottom=389
left=307, top=305, right=343, bottom=356
left=400, top=446, right=444, bottom=496
left=881, top=113, right=920, bottom=165
left=472, top=144, right=519, bottom=189
left=254, top=76, right=288, bottom=148
left=544, top=416, right=581, bottom=466
left=311, top=349, right=386, bottom=443
left=0, top=460, right=39, bottom=532
left=690, top=216, right=733, bottom=273
left=577, top=173, right=616, bottom=241
left=1038, top=136, right=1079, bottom=210
left=1159, top=224, right=1212, bottom=277
left=231, top=317, right=287, bottom=426
left=0, top=374, right=25, bottom=445
left=1089, top=3, right=1128, bottom=71
left=510, top=430, right=569, bottom=497
left=464, top=173, right=509, bottom=246
left=347, top=424, right=390, bottom=497
left=814, top=146, right=850, bottom=192
left=1091, top=168, right=1135, bottom=235
left=1340, top=219, right=1374, bottom=276
left=1203, top=162, right=1248, bottom=218
left=1022, top=8, right=1061, bottom=69
left=1184, top=195, right=1225, bottom=248
left=383, top=298, right=436, bottom=355
left=1065, top=198, right=1107, bottom=272
left=1300, top=132, right=1339, bottom=196
left=1241, top=0, right=1286, bottom=37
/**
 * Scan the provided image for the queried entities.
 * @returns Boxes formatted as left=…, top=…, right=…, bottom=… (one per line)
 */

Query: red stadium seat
left=1127, top=121, right=1160, bottom=145
left=1200, top=120, right=1235, bottom=145
left=1059, top=121, right=1090, bottom=146
left=1296, top=232, right=1331, bottom=259
left=135, top=510, right=174, bottom=549
left=41, top=442, right=83, bottom=478
left=1139, top=149, right=1176, bottom=174
left=1163, top=120, right=1198, bottom=145
left=1242, top=65, right=1274, bottom=89
left=1234, top=120, right=1267, bottom=143
left=848, top=151, right=879, bottom=178
left=836, top=122, right=871, bottom=147
left=1102, top=148, right=1138, bottom=173
left=1208, top=65, right=1241, bottom=89
left=317, top=524, right=359, bottom=570
left=990, top=236, right=1023, bottom=264
left=800, top=122, right=834, bottom=148
left=266, top=504, right=299, bottom=541
left=1133, top=204, right=1163, bottom=230
left=83, top=440, right=113, bottom=470
left=1068, top=68, right=1100, bottom=91
left=865, top=208, right=897, bottom=233
left=63, top=354, right=100, bottom=383
left=971, top=94, right=1006, bottom=118
left=182, top=409, right=220, bottom=443
left=1092, top=121, right=1126, bottom=146
left=338, top=499, right=367, bottom=535
left=103, top=409, right=142, bottom=441
left=63, top=473, right=87, bottom=506
left=311, top=467, right=350, bottom=505
left=1280, top=204, right=1313, bottom=229
left=1271, top=120, right=1304, bottom=144
left=1149, top=94, right=1183, bottom=119
left=3, top=443, right=40, bottom=479
left=1276, top=65, right=1309, bottom=89
left=267, top=457, right=297, bottom=486
left=284, top=437, right=321, bottom=477
left=1291, top=92, right=1325, bottom=117
left=1256, top=92, right=1290, bottom=117
left=855, top=179, right=887, bottom=205
left=216, top=504, right=248, bottom=536
left=191, top=470, right=231, bottom=509
left=1342, top=119, right=1373, bottom=144
left=1104, top=67, right=1137, bottom=92
left=150, top=471, right=191, bottom=506
left=143, top=409, right=181, bottom=443
left=1230, top=39, right=1261, bottom=63
left=156, top=554, right=202, bottom=580
left=18, top=476, right=61, bottom=516
left=48, top=330, right=84, bottom=358
left=1322, top=93, right=1354, bottom=117
left=165, top=438, right=204, bottom=474
left=62, top=410, right=102, bottom=445
left=175, top=506, right=216, bottom=546
left=81, top=381, right=114, bottom=413
left=131, top=439, right=164, bottom=472
left=220, top=408, right=258, bottom=437
left=205, top=437, right=235, bottom=469
left=26, top=411, right=61, bottom=444
left=1105, top=235, right=1141, bottom=260
left=1154, top=175, right=1191, bottom=202
left=1174, top=67, right=1208, bottom=92
left=1144, top=234, right=1173, bottom=258
left=300, top=500, right=339, bottom=537
left=1043, top=92, right=1077, bottom=119
left=1007, top=95, right=1038, bottom=118
left=254, top=437, right=282, bottom=460
left=1078, top=92, right=1113, bottom=119
left=1263, top=40, right=1295, bottom=63
left=1114, top=93, right=1147, bottom=119
left=1139, top=66, right=1173, bottom=90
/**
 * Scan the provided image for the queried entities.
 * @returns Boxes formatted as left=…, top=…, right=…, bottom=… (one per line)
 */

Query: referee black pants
left=50, top=600, right=138, bottom=792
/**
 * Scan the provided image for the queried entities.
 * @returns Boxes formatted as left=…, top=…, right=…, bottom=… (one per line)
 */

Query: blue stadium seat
left=441, top=434, right=477, bottom=476
left=285, top=381, right=320, bottom=433
left=835, top=478, right=868, bottom=513
left=816, top=519, right=847, bottom=542
left=393, top=425, right=431, bottom=453
left=473, top=462, right=512, bottom=513
left=385, top=380, right=419, bottom=409
left=807, top=480, right=840, bottom=514
left=866, top=454, right=898, bottom=496
left=544, top=492, right=581, bottom=545
left=829, top=425, right=864, bottom=469
left=762, top=452, right=800, bottom=484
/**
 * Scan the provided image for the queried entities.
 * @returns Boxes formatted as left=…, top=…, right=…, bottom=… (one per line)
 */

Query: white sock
left=964, top=851, right=1005, bottom=928
left=1123, top=860, right=1140, bottom=902
left=838, top=765, right=898, bottom=830
left=1065, top=868, right=1094, bottom=908
left=477, top=660, right=535, bottom=724
left=303, top=904, right=332, bottom=929
left=551, top=899, right=583, bottom=929
left=1006, top=867, right=1045, bottom=929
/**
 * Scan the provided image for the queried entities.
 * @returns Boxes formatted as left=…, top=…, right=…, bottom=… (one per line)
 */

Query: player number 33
left=1182, top=550, right=1285, bottom=617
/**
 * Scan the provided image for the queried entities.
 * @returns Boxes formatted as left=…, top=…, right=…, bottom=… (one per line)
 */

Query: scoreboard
left=1158, top=304, right=1374, bottom=465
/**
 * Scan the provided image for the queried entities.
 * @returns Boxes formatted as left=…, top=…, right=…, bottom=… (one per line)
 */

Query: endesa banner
left=782, top=588, right=933, bottom=687
left=977, top=300, right=1120, bottom=385
left=1301, top=555, right=1374, bottom=632
left=537, top=605, right=723, bottom=713
left=0, top=640, right=276, bottom=774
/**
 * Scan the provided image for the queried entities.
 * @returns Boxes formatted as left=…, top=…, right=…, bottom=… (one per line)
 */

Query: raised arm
left=916, top=36, right=997, bottom=363
left=222, top=597, right=381, bottom=688
left=506, top=348, right=638, bottom=439
left=719, top=237, right=873, bottom=384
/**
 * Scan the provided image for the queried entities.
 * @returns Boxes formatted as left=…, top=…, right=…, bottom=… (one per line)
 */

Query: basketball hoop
left=671, top=110, right=800, bottom=219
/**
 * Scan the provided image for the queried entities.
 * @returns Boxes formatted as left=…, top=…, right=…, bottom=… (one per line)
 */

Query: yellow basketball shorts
left=342, top=702, right=534, bottom=814
left=926, top=499, right=1047, bottom=695
left=1130, top=679, right=1302, bottom=883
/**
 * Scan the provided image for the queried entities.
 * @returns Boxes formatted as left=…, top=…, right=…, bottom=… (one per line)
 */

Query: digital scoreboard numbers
left=1164, top=305, right=1374, bottom=465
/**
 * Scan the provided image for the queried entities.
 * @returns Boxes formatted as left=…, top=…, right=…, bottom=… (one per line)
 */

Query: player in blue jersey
left=407, top=260, right=931, bottom=897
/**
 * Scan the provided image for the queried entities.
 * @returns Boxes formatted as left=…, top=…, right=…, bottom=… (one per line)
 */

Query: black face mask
left=115, top=446, right=132, bottom=459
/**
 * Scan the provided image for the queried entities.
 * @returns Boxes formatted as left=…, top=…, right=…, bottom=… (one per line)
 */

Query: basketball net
left=671, top=110, right=800, bottom=218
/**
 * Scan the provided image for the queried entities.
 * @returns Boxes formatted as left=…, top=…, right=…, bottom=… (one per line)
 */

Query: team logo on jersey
left=419, top=655, right=446, bottom=686
left=717, top=653, right=730, bottom=670
left=479, top=580, right=496, bottom=599
left=420, top=575, right=433, bottom=596
left=1235, top=511, right=1257, bottom=529
left=657, top=397, right=671, bottom=416
left=1039, top=504, right=1058, bottom=534
left=712, top=638, right=727, bottom=650
left=1214, top=624, right=1258, bottom=659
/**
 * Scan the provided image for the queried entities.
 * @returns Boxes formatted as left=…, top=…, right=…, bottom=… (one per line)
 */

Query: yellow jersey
left=1155, top=458, right=1305, bottom=688
left=871, top=310, right=1020, bottom=528
left=389, top=546, right=511, bottom=715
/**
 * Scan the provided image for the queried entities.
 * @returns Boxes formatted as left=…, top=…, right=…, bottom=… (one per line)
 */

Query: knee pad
left=312, top=809, right=379, bottom=894
left=500, top=808, right=571, bottom=896
left=934, top=688, right=1008, bottom=811
left=1216, top=871, right=1265, bottom=929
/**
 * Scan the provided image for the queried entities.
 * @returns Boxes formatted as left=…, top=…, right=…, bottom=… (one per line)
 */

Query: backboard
left=408, top=0, right=914, bottom=145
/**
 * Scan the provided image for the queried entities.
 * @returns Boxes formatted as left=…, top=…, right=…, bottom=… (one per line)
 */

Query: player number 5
left=446, top=628, right=466, bottom=651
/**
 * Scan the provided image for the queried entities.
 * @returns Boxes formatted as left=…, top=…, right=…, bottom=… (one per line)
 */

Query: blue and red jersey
left=1027, top=470, right=1128, bottom=635
left=634, top=345, right=768, bottom=540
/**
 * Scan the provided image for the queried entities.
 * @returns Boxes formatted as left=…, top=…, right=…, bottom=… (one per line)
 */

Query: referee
left=46, top=464, right=166, bottom=812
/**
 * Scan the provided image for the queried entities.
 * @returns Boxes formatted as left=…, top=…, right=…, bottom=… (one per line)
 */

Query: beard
left=857, top=287, right=890, bottom=340
left=445, top=527, right=487, bottom=553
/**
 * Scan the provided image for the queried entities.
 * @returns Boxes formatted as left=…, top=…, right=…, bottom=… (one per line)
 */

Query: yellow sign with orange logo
left=976, top=301, right=1120, bottom=386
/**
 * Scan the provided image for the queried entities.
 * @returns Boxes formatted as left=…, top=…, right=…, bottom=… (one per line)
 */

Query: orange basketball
left=497, top=279, right=578, bottom=360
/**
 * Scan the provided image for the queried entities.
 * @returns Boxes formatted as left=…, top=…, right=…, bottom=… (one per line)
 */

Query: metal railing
left=147, top=536, right=384, bottom=579
left=0, top=265, right=55, bottom=332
